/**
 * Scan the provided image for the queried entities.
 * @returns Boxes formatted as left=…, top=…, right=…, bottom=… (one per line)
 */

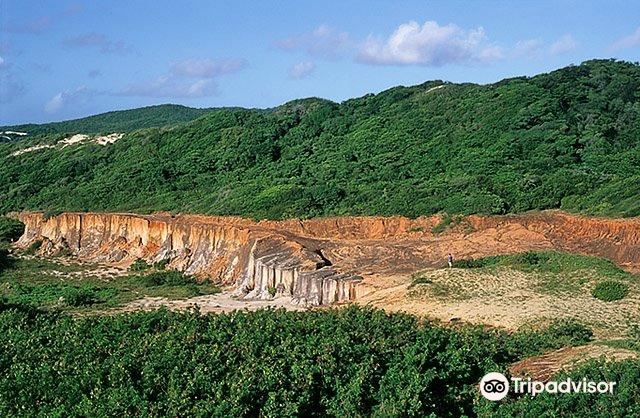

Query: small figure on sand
left=447, top=253, right=454, bottom=268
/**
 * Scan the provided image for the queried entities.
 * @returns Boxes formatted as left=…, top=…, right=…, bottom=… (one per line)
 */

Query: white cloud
left=289, top=61, right=316, bottom=79
left=610, top=27, right=640, bottom=51
left=357, top=20, right=503, bottom=66
left=0, top=56, right=5, bottom=69
left=44, top=86, right=93, bottom=113
left=513, top=39, right=542, bottom=57
left=169, top=58, right=247, bottom=78
left=119, top=76, right=218, bottom=98
left=276, top=24, right=351, bottom=59
left=550, top=34, right=578, bottom=55
left=118, top=57, right=246, bottom=98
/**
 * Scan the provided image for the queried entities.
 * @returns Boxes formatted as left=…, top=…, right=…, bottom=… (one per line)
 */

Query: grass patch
left=0, top=255, right=220, bottom=311
left=452, top=251, right=637, bottom=297
left=408, top=275, right=433, bottom=288
left=454, top=251, right=634, bottom=278
left=407, top=272, right=468, bottom=300
left=592, top=281, right=629, bottom=302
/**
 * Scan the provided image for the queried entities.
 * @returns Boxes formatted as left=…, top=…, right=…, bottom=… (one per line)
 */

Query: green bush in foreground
left=63, top=286, right=100, bottom=307
left=592, top=280, right=629, bottom=301
left=0, top=305, right=599, bottom=417
left=129, top=258, right=151, bottom=272
left=477, top=359, right=640, bottom=417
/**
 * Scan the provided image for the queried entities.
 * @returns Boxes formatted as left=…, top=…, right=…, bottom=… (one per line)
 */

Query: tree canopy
left=1, top=59, right=638, bottom=219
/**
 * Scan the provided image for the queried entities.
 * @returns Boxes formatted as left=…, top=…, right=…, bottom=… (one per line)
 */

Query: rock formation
left=12, top=211, right=640, bottom=305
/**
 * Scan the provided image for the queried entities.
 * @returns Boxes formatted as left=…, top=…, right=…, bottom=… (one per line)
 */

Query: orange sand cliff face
left=13, top=211, right=640, bottom=305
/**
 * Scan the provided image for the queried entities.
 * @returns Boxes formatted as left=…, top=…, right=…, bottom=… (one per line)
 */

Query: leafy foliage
left=0, top=217, right=24, bottom=243
left=129, top=258, right=151, bottom=272
left=63, top=285, right=101, bottom=307
left=141, top=270, right=198, bottom=287
left=0, top=60, right=639, bottom=219
left=478, top=359, right=640, bottom=417
left=1, top=104, right=214, bottom=136
left=0, top=305, right=595, bottom=417
left=592, top=280, right=629, bottom=301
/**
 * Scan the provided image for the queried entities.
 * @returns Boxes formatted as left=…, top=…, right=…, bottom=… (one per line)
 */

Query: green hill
left=1, top=104, right=214, bottom=136
left=1, top=59, right=639, bottom=219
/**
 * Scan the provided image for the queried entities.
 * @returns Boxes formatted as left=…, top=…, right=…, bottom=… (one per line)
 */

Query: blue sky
left=1, top=0, right=639, bottom=125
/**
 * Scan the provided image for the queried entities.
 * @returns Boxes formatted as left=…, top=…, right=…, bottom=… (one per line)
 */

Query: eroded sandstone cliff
left=13, top=211, right=640, bottom=305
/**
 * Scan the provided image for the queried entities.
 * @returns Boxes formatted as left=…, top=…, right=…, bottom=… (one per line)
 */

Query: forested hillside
left=1, top=59, right=638, bottom=219
left=1, top=104, right=214, bottom=136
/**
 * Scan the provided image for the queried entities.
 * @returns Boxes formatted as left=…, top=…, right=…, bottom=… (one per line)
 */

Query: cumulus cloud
left=550, top=34, right=578, bottom=55
left=63, top=33, right=132, bottom=54
left=169, top=58, right=247, bottom=78
left=118, top=57, right=246, bottom=98
left=44, top=86, right=94, bottom=114
left=610, top=27, right=640, bottom=51
left=513, top=39, right=542, bottom=58
left=119, top=76, right=218, bottom=98
left=289, top=61, right=316, bottom=79
left=276, top=24, right=351, bottom=59
left=357, top=21, right=503, bottom=66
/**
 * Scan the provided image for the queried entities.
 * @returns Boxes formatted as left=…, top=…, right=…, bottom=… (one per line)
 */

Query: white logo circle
left=480, top=372, right=509, bottom=401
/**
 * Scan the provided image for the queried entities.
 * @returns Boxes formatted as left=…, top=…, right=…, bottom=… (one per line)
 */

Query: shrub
left=545, top=318, right=594, bottom=345
left=142, top=270, right=196, bottom=286
left=129, top=258, right=151, bottom=272
left=592, top=281, right=629, bottom=301
left=63, top=286, right=99, bottom=307
left=153, top=258, right=170, bottom=270
left=508, top=318, right=593, bottom=357
left=452, top=258, right=491, bottom=268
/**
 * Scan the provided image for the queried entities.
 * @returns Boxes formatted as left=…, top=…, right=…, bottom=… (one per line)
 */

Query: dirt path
left=116, top=292, right=305, bottom=314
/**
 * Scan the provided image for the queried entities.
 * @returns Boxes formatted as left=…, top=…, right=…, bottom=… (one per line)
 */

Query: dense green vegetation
left=1, top=104, right=214, bottom=136
left=479, top=359, right=640, bottom=417
left=0, top=304, right=601, bottom=417
left=0, top=217, right=24, bottom=274
left=0, top=60, right=638, bottom=219
left=0, top=217, right=24, bottom=244
left=592, top=280, right=630, bottom=301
